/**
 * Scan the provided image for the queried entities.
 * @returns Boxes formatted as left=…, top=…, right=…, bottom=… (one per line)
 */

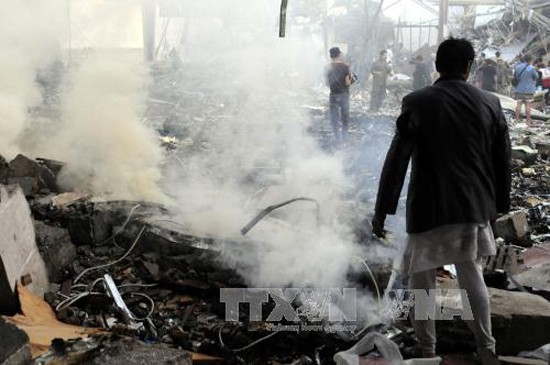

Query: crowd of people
left=326, top=44, right=550, bottom=145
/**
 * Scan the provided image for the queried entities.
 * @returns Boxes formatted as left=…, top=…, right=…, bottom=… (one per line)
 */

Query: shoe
left=477, top=348, right=500, bottom=365
left=409, top=345, right=436, bottom=359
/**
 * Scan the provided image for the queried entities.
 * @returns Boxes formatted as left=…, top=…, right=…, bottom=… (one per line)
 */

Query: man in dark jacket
left=371, top=38, right=511, bottom=364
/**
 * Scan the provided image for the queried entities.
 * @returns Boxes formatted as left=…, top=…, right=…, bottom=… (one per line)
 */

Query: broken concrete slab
left=31, top=199, right=169, bottom=246
left=520, top=243, right=550, bottom=269
left=7, top=176, right=40, bottom=197
left=511, top=264, right=550, bottom=292
left=0, top=184, right=49, bottom=315
left=8, top=154, right=58, bottom=194
left=492, top=211, right=530, bottom=245
left=437, top=278, right=550, bottom=356
left=490, top=288, right=550, bottom=356
left=0, top=318, right=32, bottom=365
left=35, top=157, right=65, bottom=176
left=34, top=221, right=77, bottom=283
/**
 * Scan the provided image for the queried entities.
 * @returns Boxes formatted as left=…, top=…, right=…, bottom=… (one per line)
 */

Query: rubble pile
left=1, top=58, right=550, bottom=364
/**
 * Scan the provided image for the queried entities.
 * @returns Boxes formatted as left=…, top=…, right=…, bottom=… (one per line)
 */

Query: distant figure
left=513, top=54, right=539, bottom=125
left=533, top=57, right=546, bottom=89
left=495, top=51, right=510, bottom=95
left=410, top=55, right=432, bottom=91
left=326, top=47, right=355, bottom=145
left=472, top=52, right=486, bottom=87
left=479, top=59, right=497, bottom=92
left=370, top=50, right=393, bottom=112
left=541, top=62, right=550, bottom=105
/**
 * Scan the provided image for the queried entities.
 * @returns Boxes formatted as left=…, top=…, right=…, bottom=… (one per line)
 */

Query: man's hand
left=372, top=212, right=387, bottom=238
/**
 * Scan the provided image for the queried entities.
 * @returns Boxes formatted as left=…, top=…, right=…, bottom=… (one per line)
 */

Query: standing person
left=495, top=52, right=510, bottom=95
left=533, top=57, right=546, bottom=89
left=371, top=37, right=511, bottom=364
left=541, top=62, right=550, bottom=105
left=370, top=50, right=392, bottom=112
left=410, top=55, right=432, bottom=91
left=479, top=59, right=498, bottom=92
left=513, top=55, right=539, bottom=126
left=473, top=52, right=486, bottom=87
left=326, top=47, right=355, bottom=146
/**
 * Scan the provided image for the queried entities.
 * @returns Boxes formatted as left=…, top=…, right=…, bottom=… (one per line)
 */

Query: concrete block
left=493, top=211, right=530, bottom=245
left=0, top=318, right=31, bottom=365
left=34, top=221, right=77, bottom=283
left=8, top=154, right=42, bottom=177
left=8, top=154, right=58, bottom=193
left=437, top=286, right=550, bottom=356
left=7, top=177, right=40, bottom=197
left=490, top=288, right=550, bottom=355
left=0, top=185, right=49, bottom=315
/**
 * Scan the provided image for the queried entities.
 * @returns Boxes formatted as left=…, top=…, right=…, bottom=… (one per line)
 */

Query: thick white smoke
left=52, top=54, right=168, bottom=203
left=0, top=0, right=64, bottom=159
left=16, top=1, right=168, bottom=203
left=160, top=0, right=373, bottom=290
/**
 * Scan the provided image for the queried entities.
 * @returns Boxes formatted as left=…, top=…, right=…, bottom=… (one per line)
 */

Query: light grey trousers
left=409, top=260, right=496, bottom=355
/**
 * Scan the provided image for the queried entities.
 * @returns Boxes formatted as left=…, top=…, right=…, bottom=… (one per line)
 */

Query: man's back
left=326, top=63, right=350, bottom=94
left=514, top=62, right=538, bottom=93
left=479, top=64, right=497, bottom=91
left=376, top=78, right=511, bottom=233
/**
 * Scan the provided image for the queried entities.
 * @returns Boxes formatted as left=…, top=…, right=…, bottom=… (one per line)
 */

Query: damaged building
left=1, top=0, right=550, bottom=364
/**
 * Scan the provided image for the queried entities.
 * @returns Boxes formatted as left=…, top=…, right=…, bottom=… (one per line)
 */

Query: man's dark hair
left=435, top=37, right=475, bottom=75
left=329, top=47, right=342, bottom=59
left=524, top=54, right=533, bottom=63
left=495, top=51, right=501, bottom=57
left=380, top=50, right=387, bottom=56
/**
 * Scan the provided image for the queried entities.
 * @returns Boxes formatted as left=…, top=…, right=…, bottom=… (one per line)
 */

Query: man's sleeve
left=374, top=99, right=416, bottom=215
left=492, top=103, right=511, bottom=214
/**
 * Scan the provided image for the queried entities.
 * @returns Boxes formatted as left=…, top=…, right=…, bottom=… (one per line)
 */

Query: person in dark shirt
left=326, top=47, right=355, bottom=146
left=410, top=55, right=431, bottom=91
left=479, top=59, right=497, bottom=92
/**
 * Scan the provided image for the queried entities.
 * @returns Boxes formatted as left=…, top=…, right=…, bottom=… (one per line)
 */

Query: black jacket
left=374, top=77, right=511, bottom=234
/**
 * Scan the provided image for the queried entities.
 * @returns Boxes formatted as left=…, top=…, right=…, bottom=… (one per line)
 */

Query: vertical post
left=463, top=5, right=476, bottom=33
left=67, top=0, right=71, bottom=63
left=438, top=0, right=449, bottom=43
left=409, top=25, right=413, bottom=55
left=279, top=0, right=288, bottom=38
left=141, top=0, right=156, bottom=62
